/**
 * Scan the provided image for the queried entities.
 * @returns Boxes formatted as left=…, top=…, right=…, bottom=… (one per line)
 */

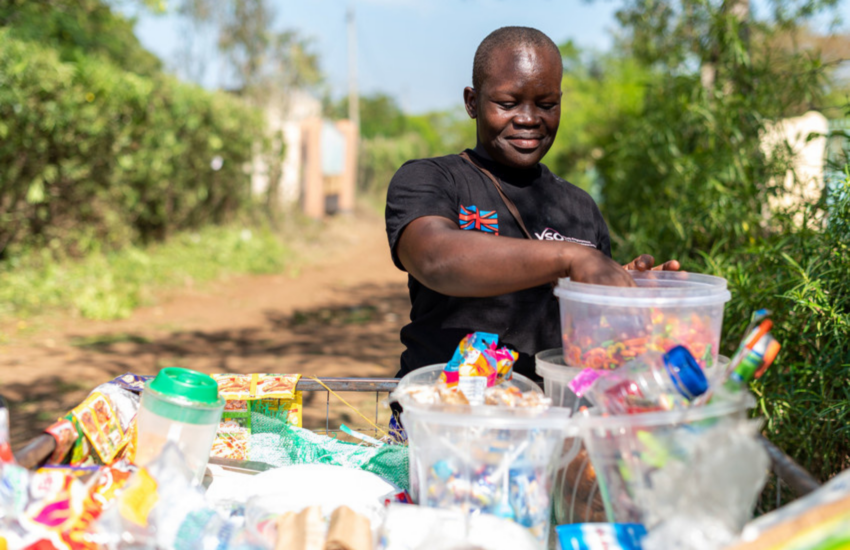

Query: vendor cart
left=10, top=376, right=821, bottom=521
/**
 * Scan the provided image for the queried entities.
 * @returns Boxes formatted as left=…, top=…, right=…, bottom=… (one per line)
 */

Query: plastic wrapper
left=95, top=442, right=264, bottom=550
left=556, top=523, right=647, bottom=550
left=95, top=383, right=141, bottom=434
left=70, top=393, right=124, bottom=465
left=732, top=468, right=850, bottom=550
left=211, top=374, right=302, bottom=460
left=638, top=419, right=769, bottom=550
left=377, top=503, right=539, bottom=550
left=439, top=333, right=518, bottom=402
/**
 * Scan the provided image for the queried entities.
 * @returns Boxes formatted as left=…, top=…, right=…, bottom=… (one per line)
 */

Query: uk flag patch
left=459, top=205, right=499, bottom=235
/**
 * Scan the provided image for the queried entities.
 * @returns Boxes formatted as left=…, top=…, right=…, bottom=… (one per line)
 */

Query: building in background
left=252, top=90, right=357, bottom=219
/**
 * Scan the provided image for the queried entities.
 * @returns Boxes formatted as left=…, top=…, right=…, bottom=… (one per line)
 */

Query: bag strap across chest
left=458, top=151, right=533, bottom=240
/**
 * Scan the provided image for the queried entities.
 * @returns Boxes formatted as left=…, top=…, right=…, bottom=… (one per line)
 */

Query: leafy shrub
left=704, top=184, right=850, bottom=482
left=0, top=30, right=265, bottom=259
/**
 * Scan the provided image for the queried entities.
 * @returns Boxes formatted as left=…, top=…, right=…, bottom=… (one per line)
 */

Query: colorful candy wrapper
left=108, top=373, right=152, bottom=394
left=71, top=393, right=124, bottom=465
left=487, top=346, right=518, bottom=384
left=44, top=420, right=79, bottom=466
left=441, top=332, right=498, bottom=387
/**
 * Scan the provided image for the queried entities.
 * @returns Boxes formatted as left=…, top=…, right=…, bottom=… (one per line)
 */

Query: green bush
left=0, top=30, right=265, bottom=259
left=705, top=185, right=850, bottom=482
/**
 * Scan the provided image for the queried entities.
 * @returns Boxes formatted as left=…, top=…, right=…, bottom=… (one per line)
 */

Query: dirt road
left=0, top=210, right=410, bottom=448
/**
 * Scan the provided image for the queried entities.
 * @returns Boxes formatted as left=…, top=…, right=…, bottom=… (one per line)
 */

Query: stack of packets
left=398, top=332, right=549, bottom=408
left=211, top=373, right=302, bottom=460
left=43, top=373, right=149, bottom=468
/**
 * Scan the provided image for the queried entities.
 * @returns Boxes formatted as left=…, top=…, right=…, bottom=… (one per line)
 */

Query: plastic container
left=395, top=364, right=574, bottom=546
left=135, top=367, right=225, bottom=482
left=535, top=349, right=584, bottom=412
left=580, top=392, right=754, bottom=525
left=555, top=271, right=731, bottom=370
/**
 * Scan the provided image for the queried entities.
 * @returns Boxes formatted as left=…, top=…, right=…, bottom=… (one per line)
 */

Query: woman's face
left=464, top=44, right=562, bottom=169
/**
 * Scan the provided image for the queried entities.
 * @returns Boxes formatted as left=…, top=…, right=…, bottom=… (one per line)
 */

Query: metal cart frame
left=12, top=377, right=822, bottom=508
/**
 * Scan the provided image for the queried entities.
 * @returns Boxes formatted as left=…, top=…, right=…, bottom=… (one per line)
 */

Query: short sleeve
left=385, top=158, right=458, bottom=271
left=593, top=204, right=612, bottom=258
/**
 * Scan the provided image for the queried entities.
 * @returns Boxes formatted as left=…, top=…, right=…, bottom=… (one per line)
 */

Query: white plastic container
left=395, top=365, right=574, bottom=547
left=555, top=271, right=731, bottom=370
left=535, top=349, right=584, bottom=412
left=135, top=368, right=225, bottom=483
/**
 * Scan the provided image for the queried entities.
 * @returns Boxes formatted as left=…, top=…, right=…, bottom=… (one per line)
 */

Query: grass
left=0, top=223, right=290, bottom=321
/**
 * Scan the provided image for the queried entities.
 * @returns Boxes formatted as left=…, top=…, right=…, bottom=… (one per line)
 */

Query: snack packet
left=487, top=346, right=518, bottom=384
left=211, top=374, right=302, bottom=460
left=211, top=400, right=251, bottom=461
left=44, top=420, right=79, bottom=466
left=71, top=393, right=124, bottom=465
left=441, top=332, right=498, bottom=387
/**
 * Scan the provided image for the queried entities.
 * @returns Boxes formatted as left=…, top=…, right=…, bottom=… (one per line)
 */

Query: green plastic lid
left=150, top=367, right=220, bottom=404
left=141, top=368, right=224, bottom=424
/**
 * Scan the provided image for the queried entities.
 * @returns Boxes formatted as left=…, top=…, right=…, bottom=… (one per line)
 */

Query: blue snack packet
left=556, top=523, right=647, bottom=550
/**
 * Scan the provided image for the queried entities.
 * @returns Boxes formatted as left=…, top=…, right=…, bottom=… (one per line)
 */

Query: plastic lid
left=663, top=346, right=709, bottom=399
left=149, top=367, right=220, bottom=404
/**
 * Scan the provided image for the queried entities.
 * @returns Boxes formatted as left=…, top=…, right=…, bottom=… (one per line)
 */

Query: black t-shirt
left=385, top=149, right=612, bottom=379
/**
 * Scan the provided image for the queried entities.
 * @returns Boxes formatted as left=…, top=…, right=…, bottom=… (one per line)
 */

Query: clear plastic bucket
left=580, top=392, right=754, bottom=525
left=555, top=271, right=731, bottom=370
left=395, top=365, right=575, bottom=546
left=535, top=349, right=584, bottom=412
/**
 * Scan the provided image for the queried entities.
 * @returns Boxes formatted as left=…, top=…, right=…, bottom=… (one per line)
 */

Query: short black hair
left=472, top=26, right=562, bottom=90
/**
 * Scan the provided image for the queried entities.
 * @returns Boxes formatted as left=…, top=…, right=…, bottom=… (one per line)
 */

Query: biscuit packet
left=71, top=393, right=125, bottom=465
left=212, top=399, right=251, bottom=460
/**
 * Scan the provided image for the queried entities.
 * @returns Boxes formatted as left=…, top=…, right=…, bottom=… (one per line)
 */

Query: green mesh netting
left=248, top=412, right=410, bottom=491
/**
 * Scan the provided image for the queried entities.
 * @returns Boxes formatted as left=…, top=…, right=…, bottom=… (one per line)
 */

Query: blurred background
left=0, top=0, right=849, bottom=507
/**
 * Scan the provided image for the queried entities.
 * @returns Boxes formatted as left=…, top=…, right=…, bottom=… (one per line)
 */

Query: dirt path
left=0, top=209, right=410, bottom=448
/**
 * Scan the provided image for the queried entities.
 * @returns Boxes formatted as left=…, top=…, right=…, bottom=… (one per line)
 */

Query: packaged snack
left=71, top=393, right=125, bottom=465
left=556, top=523, right=647, bottom=550
left=488, top=346, right=518, bottom=384
left=93, top=383, right=140, bottom=433
left=109, top=373, right=153, bottom=394
left=255, top=374, right=298, bottom=399
left=211, top=400, right=251, bottom=461
left=251, top=393, right=303, bottom=427
left=212, top=374, right=253, bottom=400
left=441, top=332, right=498, bottom=387
left=115, top=416, right=138, bottom=464
left=211, top=374, right=302, bottom=461
left=67, top=417, right=95, bottom=467
left=44, top=420, right=79, bottom=465
left=484, top=386, right=552, bottom=408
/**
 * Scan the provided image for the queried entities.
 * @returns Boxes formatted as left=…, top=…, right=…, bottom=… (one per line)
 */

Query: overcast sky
left=129, top=0, right=622, bottom=114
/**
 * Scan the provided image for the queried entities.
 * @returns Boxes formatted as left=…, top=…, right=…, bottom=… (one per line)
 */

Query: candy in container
left=556, top=272, right=731, bottom=370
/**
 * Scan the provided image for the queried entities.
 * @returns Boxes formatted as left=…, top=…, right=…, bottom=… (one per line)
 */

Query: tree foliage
left=0, top=30, right=265, bottom=259
left=0, top=0, right=162, bottom=76
left=577, top=0, right=850, bottom=486
left=166, top=0, right=321, bottom=100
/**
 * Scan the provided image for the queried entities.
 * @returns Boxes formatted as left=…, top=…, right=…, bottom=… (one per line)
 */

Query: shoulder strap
left=458, top=151, right=533, bottom=240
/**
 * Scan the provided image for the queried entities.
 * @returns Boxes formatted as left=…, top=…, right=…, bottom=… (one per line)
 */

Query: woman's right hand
left=566, top=246, right=636, bottom=287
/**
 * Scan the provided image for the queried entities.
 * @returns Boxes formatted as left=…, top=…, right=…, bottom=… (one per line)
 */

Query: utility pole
left=347, top=6, right=359, bottom=136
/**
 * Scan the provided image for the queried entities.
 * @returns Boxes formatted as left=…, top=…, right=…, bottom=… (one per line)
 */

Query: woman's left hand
left=623, top=254, right=681, bottom=272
